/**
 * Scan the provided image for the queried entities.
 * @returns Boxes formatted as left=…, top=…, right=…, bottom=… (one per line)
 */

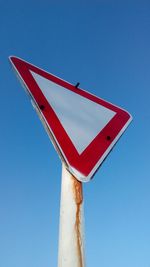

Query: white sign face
left=10, top=56, right=132, bottom=182
left=30, top=71, right=116, bottom=154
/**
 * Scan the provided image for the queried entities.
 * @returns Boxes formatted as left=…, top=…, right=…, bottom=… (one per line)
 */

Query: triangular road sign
left=9, top=56, right=132, bottom=182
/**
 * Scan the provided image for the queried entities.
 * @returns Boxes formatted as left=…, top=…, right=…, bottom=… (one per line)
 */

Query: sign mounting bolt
left=75, top=82, right=80, bottom=88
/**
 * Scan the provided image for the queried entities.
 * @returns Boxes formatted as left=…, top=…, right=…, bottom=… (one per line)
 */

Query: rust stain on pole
left=72, top=174, right=83, bottom=267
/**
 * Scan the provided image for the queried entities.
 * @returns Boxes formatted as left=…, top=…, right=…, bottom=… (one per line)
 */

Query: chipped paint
left=72, top=175, right=83, bottom=267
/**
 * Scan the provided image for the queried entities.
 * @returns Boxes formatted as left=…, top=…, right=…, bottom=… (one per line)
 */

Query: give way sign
left=9, top=56, right=132, bottom=182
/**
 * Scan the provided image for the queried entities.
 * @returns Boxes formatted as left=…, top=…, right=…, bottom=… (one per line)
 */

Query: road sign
left=9, top=56, right=132, bottom=182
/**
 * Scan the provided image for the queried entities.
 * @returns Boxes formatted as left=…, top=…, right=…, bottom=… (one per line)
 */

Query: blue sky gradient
left=0, top=1, right=150, bottom=267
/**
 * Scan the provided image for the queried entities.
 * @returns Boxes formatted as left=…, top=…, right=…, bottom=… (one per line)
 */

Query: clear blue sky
left=0, top=1, right=150, bottom=267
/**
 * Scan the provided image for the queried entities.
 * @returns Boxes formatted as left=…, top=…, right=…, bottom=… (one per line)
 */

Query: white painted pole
left=58, top=163, right=85, bottom=267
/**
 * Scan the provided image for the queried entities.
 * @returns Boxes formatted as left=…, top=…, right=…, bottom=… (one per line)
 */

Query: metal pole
left=58, top=163, right=85, bottom=267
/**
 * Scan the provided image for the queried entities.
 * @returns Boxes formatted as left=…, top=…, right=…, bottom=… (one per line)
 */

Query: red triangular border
left=9, top=56, right=132, bottom=182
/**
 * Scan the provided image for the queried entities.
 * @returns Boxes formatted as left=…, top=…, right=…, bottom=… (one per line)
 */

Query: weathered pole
left=58, top=163, right=85, bottom=267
